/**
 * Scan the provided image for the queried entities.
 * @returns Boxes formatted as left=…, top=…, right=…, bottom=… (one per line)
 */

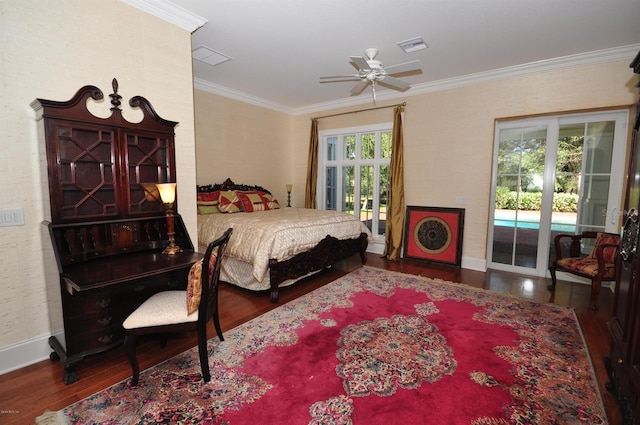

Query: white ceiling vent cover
left=397, top=37, right=428, bottom=53
left=192, top=46, right=231, bottom=66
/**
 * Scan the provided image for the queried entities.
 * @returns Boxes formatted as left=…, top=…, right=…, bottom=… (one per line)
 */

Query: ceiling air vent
left=397, top=37, right=428, bottom=53
left=192, top=46, right=231, bottom=66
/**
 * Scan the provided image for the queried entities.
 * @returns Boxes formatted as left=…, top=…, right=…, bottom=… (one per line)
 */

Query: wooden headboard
left=197, top=178, right=271, bottom=195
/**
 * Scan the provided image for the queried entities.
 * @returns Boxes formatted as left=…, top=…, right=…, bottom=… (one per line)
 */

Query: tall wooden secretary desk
left=32, top=79, right=200, bottom=383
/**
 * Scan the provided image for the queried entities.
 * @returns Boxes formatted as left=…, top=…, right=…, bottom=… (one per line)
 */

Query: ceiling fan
left=320, top=48, right=422, bottom=103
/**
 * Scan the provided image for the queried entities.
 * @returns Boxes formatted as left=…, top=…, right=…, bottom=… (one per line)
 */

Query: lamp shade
left=286, top=184, right=293, bottom=193
left=156, top=183, right=176, bottom=204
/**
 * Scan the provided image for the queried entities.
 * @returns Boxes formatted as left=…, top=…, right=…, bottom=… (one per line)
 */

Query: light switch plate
left=0, top=209, right=25, bottom=226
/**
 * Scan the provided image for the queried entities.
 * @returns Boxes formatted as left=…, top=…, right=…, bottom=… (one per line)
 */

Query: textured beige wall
left=290, top=60, right=638, bottom=264
left=0, top=0, right=197, bottom=351
left=194, top=91, right=295, bottom=206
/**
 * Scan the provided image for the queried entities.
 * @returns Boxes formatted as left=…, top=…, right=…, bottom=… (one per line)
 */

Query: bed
left=196, top=179, right=371, bottom=302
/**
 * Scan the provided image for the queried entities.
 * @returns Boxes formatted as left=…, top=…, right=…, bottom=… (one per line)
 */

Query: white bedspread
left=197, top=208, right=371, bottom=283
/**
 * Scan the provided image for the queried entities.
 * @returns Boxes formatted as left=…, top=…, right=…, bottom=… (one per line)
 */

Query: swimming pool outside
left=493, top=209, right=577, bottom=232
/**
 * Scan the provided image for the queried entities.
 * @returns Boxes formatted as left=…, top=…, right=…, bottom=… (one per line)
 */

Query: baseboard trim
left=462, top=256, right=487, bottom=272
left=0, top=332, right=62, bottom=375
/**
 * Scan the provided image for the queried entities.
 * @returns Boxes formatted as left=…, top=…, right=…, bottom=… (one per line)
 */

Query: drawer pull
left=618, top=358, right=624, bottom=364
left=98, top=334, right=113, bottom=344
left=96, top=298, right=111, bottom=308
left=97, top=317, right=112, bottom=326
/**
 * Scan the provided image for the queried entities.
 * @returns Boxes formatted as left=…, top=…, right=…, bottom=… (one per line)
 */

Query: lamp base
left=162, top=241, right=183, bottom=255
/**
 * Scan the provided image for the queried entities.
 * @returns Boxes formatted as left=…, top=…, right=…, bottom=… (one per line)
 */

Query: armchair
left=548, top=231, right=619, bottom=310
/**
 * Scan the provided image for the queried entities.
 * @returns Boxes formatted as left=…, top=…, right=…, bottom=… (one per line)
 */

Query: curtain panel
left=382, top=106, right=405, bottom=260
left=305, top=118, right=319, bottom=209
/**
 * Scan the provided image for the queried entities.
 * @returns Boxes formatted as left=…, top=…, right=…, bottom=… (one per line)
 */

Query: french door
left=487, top=110, right=628, bottom=277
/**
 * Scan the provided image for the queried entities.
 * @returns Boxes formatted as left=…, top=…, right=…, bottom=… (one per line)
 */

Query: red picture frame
left=403, top=206, right=465, bottom=266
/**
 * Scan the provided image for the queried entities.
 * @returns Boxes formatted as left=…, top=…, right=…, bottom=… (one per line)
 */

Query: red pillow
left=237, top=191, right=271, bottom=212
left=196, top=191, right=220, bottom=205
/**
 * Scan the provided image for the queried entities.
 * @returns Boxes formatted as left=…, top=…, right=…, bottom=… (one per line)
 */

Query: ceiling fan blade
left=320, top=74, right=360, bottom=80
left=384, top=60, right=422, bottom=75
left=350, top=80, right=370, bottom=96
left=379, top=76, right=411, bottom=91
left=350, top=56, right=370, bottom=71
left=320, top=78, right=361, bottom=84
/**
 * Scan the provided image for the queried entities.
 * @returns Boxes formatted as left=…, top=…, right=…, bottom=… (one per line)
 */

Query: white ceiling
left=130, top=0, right=640, bottom=113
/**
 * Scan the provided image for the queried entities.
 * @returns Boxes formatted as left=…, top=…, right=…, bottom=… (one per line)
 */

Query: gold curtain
left=305, top=118, right=319, bottom=209
left=382, top=106, right=405, bottom=260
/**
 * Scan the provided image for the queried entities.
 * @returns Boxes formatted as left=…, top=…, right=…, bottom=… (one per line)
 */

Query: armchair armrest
left=593, top=243, right=619, bottom=272
left=553, top=231, right=599, bottom=261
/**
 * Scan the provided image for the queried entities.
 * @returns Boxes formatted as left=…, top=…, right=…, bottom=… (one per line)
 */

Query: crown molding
left=193, top=78, right=295, bottom=114
left=121, top=0, right=207, bottom=32
left=192, top=44, right=640, bottom=115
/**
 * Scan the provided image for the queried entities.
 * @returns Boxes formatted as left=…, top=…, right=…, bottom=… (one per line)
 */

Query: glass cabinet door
left=52, top=122, right=119, bottom=222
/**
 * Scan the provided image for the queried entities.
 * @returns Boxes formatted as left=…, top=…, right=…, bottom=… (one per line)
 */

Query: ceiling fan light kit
left=320, top=47, right=422, bottom=103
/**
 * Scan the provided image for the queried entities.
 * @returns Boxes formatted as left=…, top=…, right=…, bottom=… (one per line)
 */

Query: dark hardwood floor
left=0, top=253, right=621, bottom=424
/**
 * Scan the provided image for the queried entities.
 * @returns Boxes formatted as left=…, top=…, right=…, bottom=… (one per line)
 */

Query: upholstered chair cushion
left=556, top=257, right=616, bottom=279
left=122, top=291, right=197, bottom=329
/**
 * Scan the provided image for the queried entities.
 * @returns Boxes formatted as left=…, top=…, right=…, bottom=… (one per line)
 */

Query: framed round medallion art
left=402, top=206, right=465, bottom=266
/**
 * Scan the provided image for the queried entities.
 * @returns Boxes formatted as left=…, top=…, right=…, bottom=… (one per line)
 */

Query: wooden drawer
left=60, top=268, right=191, bottom=356
left=66, top=328, right=121, bottom=355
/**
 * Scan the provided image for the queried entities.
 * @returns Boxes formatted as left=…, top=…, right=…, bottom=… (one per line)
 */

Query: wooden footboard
left=267, top=232, right=368, bottom=303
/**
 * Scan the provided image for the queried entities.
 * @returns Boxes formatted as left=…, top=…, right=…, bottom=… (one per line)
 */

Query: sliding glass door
left=488, top=111, right=627, bottom=277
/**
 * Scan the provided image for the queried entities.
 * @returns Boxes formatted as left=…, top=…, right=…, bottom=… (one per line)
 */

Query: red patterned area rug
left=43, top=266, right=607, bottom=424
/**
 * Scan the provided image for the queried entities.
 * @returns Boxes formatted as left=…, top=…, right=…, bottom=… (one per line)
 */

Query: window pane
left=579, top=175, right=609, bottom=231
left=342, top=165, right=355, bottom=214
left=380, top=131, right=392, bottom=159
left=343, top=135, right=356, bottom=160
left=361, top=133, right=375, bottom=159
left=325, top=166, right=337, bottom=210
left=360, top=165, right=374, bottom=230
left=585, top=121, right=614, bottom=173
left=326, top=136, right=337, bottom=161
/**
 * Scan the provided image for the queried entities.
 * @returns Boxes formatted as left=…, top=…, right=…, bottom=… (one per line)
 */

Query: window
left=319, top=123, right=392, bottom=243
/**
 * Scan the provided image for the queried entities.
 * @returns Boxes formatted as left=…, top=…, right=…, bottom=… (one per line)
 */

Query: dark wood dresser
left=607, top=50, right=640, bottom=423
left=32, top=79, right=201, bottom=383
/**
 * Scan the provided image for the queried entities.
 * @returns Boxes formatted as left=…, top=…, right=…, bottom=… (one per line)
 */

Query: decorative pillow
left=197, top=191, right=220, bottom=205
left=186, top=251, right=218, bottom=315
left=197, top=205, right=221, bottom=214
left=261, top=192, right=281, bottom=209
left=217, top=190, right=243, bottom=213
left=186, top=259, right=203, bottom=315
left=588, top=232, right=620, bottom=263
left=197, top=191, right=221, bottom=214
left=236, top=190, right=270, bottom=212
